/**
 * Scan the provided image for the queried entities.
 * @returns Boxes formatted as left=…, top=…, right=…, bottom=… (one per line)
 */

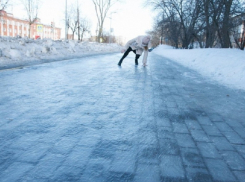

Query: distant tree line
left=66, top=1, right=91, bottom=41
left=146, top=0, right=245, bottom=50
left=67, top=0, right=121, bottom=42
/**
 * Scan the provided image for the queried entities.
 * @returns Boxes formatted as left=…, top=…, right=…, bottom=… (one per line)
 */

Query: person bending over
left=118, top=35, right=151, bottom=67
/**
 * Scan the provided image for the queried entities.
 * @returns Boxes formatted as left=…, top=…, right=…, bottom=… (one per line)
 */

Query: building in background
left=0, top=10, right=61, bottom=40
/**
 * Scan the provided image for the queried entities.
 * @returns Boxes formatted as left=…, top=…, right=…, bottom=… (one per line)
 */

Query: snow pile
left=0, top=36, right=122, bottom=68
left=153, top=45, right=245, bottom=91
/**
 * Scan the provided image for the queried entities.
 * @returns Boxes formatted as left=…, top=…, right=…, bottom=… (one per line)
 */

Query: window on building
left=4, top=28, right=6, bottom=32
left=10, top=29, right=12, bottom=32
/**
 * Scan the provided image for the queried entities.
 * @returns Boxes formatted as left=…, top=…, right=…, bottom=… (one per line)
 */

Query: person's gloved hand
left=121, top=49, right=125, bottom=53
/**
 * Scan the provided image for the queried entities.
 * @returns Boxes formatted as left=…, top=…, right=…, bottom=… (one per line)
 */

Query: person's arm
left=148, top=41, right=153, bottom=51
left=142, top=49, right=148, bottom=66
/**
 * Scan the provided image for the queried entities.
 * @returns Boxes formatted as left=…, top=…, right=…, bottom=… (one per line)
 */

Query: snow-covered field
left=0, top=36, right=122, bottom=69
left=153, top=45, right=245, bottom=91
left=0, top=36, right=244, bottom=91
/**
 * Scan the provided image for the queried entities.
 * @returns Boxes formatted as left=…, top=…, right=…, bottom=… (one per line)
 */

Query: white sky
left=11, top=0, right=155, bottom=40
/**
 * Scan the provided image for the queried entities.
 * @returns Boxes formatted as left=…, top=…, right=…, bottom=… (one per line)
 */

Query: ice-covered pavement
left=153, top=45, right=245, bottom=91
left=1, top=37, right=244, bottom=92
left=0, top=52, right=245, bottom=181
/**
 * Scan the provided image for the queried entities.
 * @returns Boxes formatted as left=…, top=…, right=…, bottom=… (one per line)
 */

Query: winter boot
left=118, top=59, right=123, bottom=66
left=135, top=59, right=138, bottom=66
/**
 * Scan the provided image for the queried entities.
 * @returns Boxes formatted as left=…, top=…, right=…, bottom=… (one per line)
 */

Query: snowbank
left=0, top=36, right=122, bottom=69
left=153, top=45, right=245, bottom=91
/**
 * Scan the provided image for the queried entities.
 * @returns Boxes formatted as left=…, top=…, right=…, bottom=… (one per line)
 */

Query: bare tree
left=174, top=0, right=203, bottom=48
left=91, top=0, right=120, bottom=42
left=145, top=1, right=179, bottom=47
left=147, top=0, right=203, bottom=49
left=217, top=0, right=233, bottom=48
left=64, top=1, right=92, bottom=41
left=146, top=0, right=245, bottom=49
left=67, top=4, right=78, bottom=40
left=0, top=0, right=10, bottom=10
left=19, top=0, right=40, bottom=38
left=202, top=0, right=217, bottom=47
left=201, top=0, right=244, bottom=48
left=78, top=17, right=91, bottom=41
left=220, top=0, right=244, bottom=48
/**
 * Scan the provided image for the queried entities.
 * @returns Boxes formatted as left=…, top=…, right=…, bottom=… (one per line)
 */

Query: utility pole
left=161, top=13, right=164, bottom=45
left=109, top=12, right=116, bottom=43
left=109, top=15, right=112, bottom=43
left=65, top=0, right=68, bottom=39
left=77, top=0, right=80, bottom=40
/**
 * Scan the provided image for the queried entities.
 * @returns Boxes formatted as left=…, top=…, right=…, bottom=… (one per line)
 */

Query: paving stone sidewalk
left=0, top=52, right=245, bottom=182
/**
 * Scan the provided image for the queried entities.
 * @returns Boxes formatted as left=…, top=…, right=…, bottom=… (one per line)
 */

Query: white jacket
left=124, top=36, right=151, bottom=64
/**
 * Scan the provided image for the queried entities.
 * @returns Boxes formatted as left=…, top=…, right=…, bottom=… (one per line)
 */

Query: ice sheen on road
left=0, top=36, right=245, bottom=91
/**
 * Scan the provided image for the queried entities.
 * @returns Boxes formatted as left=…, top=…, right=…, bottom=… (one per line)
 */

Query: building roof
left=0, top=10, right=61, bottom=30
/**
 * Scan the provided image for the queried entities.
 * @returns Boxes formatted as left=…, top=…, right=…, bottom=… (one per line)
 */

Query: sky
left=10, top=0, right=155, bottom=40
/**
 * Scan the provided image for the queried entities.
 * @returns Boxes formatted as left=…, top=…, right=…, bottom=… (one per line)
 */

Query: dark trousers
left=118, top=47, right=140, bottom=65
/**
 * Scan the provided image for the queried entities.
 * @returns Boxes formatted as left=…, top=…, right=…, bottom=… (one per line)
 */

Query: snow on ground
left=0, top=36, right=122, bottom=69
left=0, top=36, right=244, bottom=91
left=153, top=45, right=245, bottom=91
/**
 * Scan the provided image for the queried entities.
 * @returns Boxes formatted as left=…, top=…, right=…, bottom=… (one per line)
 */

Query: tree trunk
left=28, top=23, right=31, bottom=38
left=81, top=30, right=85, bottom=42
left=98, top=21, right=104, bottom=43
left=204, top=0, right=211, bottom=48
left=72, top=30, right=75, bottom=40
left=220, top=0, right=232, bottom=48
